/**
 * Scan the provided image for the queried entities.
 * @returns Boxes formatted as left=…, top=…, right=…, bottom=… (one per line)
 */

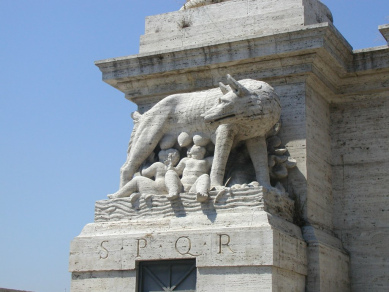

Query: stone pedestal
left=70, top=189, right=307, bottom=291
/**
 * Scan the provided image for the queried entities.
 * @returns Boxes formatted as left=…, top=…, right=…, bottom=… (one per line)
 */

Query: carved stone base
left=70, top=197, right=306, bottom=291
left=95, top=186, right=295, bottom=223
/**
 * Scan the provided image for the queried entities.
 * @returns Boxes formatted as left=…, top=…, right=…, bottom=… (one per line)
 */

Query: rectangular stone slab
left=70, top=219, right=307, bottom=276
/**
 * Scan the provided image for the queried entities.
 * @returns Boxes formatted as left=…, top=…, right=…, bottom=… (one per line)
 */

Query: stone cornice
left=95, top=22, right=388, bottom=104
left=96, top=24, right=345, bottom=79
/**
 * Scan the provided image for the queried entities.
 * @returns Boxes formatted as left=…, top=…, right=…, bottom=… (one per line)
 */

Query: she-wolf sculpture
left=118, top=75, right=281, bottom=193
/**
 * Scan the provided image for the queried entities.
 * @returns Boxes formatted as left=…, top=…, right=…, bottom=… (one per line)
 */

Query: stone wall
left=306, top=82, right=332, bottom=230
left=274, top=82, right=308, bottom=201
left=71, top=271, right=136, bottom=292
left=331, top=95, right=389, bottom=291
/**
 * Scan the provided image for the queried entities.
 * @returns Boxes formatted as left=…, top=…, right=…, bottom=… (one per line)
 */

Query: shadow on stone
left=170, top=196, right=187, bottom=217
left=201, top=198, right=217, bottom=222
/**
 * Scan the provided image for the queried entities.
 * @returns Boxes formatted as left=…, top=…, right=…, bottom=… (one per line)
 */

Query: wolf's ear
left=226, top=74, right=250, bottom=97
left=219, top=82, right=230, bottom=95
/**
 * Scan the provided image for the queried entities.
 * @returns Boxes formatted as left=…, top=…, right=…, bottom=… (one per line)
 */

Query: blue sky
left=0, top=1, right=387, bottom=291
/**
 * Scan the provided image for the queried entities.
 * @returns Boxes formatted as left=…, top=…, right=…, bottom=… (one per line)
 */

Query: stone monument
left=69, top=0, right=389, bottom=291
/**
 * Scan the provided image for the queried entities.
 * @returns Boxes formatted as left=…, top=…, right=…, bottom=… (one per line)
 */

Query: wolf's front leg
left=210, top=124, right=236, bottom=187
left=246, top=136, right=271, bottom=188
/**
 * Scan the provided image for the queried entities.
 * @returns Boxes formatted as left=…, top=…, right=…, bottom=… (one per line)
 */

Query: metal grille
left=138, top=259, right=196, bottom=292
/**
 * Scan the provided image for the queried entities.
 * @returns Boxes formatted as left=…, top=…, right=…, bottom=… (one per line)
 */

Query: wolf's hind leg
left=119, top=119, right=166, bottom=188
left=246, top=136, right=271, bottom=188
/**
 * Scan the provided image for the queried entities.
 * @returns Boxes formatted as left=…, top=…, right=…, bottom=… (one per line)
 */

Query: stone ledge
left=95, top=22, right=346, bottom=79
left=379, top=24, right=389, bottom=44
left=95, top=22, right=353, bottom=105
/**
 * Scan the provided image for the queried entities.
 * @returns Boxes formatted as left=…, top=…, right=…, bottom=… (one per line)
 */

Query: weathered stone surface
left=379, top=24, right=389, bottom=44
left=82, top=0, right=389, bottom=291
left=305, top=81, right=333, bottom=230
left=180, top=0, right=230, bottom=11
left=331, top=97, right=389, bottom=292
left=71, top=271, right=135, bottom=292
left=197, top=266, right=305, bottom=292
left=140, top=0, right=332, bottom=54
left=70, top=210, right=307, bottom=290
left=97, top=187, right=295, bottom=223
left=95, top=22, right=352, bottom=105
left=303, top=226, right=350, bottom=291
left=70, top=226, right=306, bottom=273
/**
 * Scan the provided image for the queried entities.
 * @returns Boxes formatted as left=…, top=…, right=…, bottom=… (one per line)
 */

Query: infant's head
left=158, top=148, right=180, bottom=166
left=187, top=145, right=206, bottom=160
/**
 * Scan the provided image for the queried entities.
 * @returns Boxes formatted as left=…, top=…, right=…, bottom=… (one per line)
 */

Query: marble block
left=70, top=202, right=307, bottom=291
left=140, top=0, right=333, bottom=54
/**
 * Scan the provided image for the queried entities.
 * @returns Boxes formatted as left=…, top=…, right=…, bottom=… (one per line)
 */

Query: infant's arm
left=141, top=163, right=158, bottom=178
left=174, top=158, right=188, bottom=175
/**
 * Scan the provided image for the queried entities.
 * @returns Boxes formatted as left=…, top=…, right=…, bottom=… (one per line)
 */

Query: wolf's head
left=202, top=75, right=281, bottom=127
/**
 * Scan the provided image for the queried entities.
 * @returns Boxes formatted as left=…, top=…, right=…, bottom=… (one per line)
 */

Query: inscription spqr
left=99, top=234, right=234, bottom=260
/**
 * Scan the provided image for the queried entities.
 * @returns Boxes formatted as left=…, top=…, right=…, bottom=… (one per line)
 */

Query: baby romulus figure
left=173, top=145, right=213, bottom=202
left=107, top=149, right=180, bottom=202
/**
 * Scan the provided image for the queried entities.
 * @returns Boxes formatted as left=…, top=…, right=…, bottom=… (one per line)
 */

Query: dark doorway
left=138, top=259, right=196, bottom=292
